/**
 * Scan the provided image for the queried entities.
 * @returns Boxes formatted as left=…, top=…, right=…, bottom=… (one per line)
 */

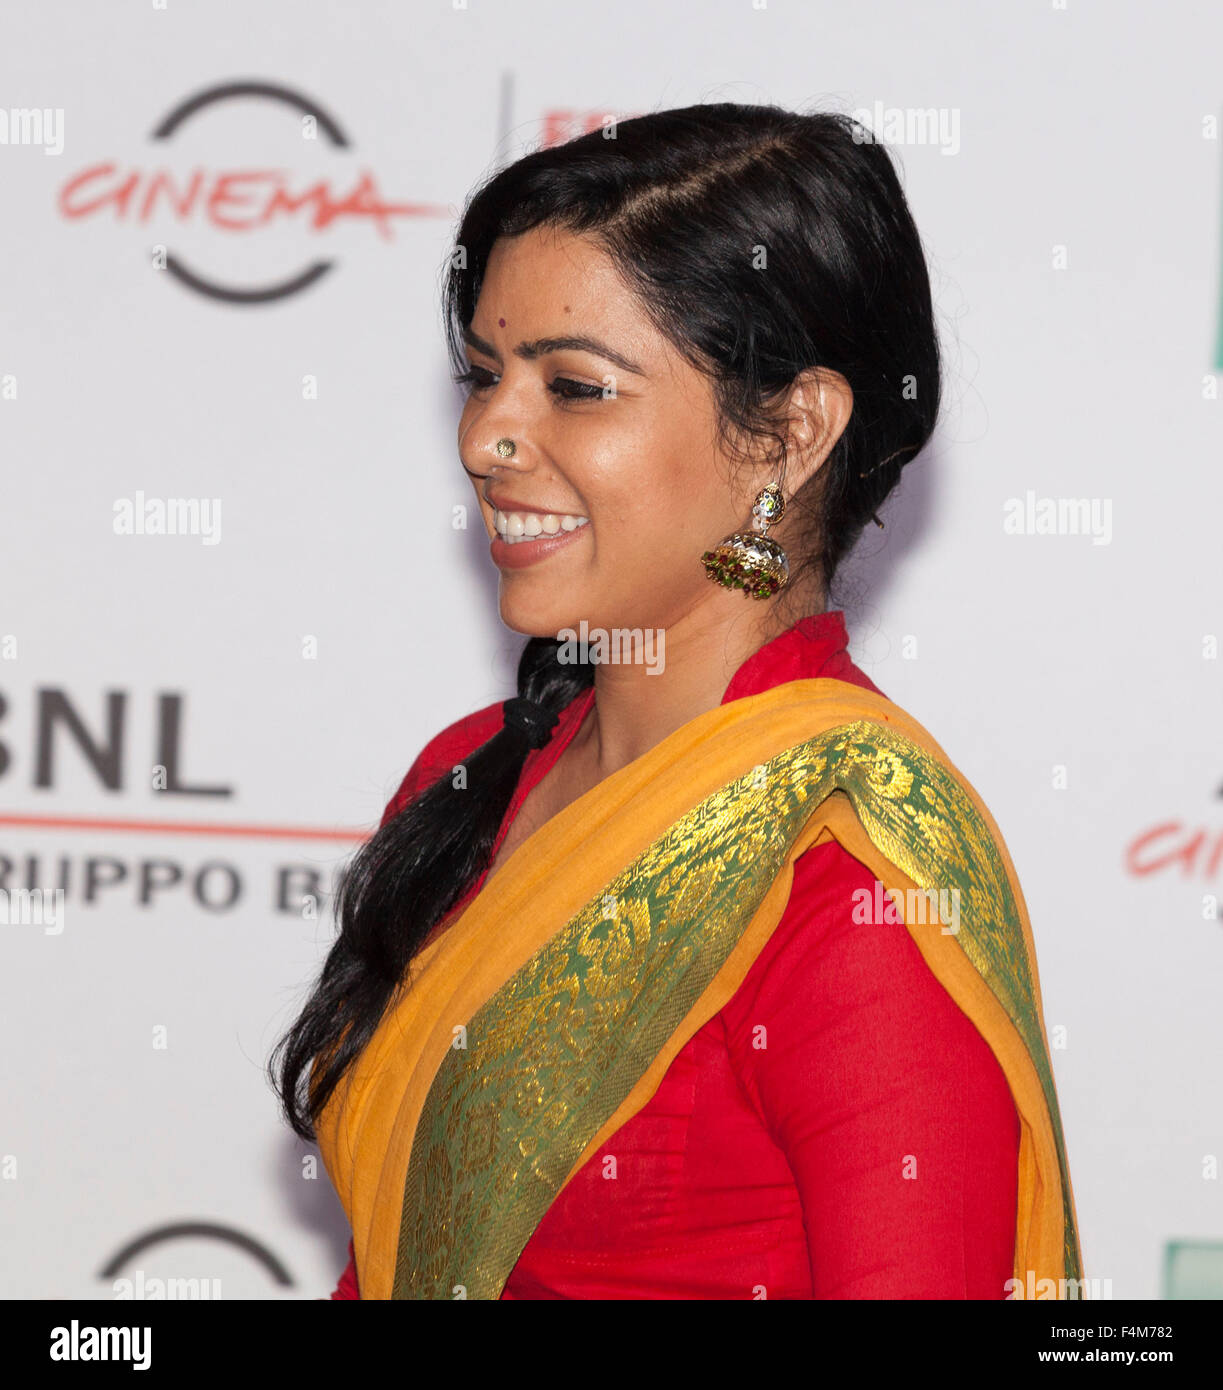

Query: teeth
left=494, top=509, right=589, bottom=544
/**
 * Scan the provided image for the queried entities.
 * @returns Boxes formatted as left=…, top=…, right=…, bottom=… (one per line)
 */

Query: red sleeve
left=330, top=1239, right=359, bottom=1300
left=723, top=839, right=1020, bottom=1299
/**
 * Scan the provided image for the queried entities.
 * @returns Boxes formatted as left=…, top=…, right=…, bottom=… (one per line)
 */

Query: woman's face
left=457, top=224, right=777, bottom=638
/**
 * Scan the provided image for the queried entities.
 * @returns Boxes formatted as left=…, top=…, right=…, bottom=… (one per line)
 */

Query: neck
left=574, top=582, right=824, bottom=776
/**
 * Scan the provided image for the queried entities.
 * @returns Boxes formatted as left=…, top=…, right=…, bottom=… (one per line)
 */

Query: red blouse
left=328, top=611, right=1019, bottom=1299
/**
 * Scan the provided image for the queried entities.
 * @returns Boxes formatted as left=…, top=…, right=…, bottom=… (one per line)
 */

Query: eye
left=452, top=364, right=607, bottom=403
left=548, top=377, right=605, bottom=402
left=453, top=364, right=497, bottom=392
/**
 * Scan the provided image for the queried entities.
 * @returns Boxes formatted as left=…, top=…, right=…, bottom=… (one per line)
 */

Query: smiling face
left=457, top=223, right=781, bottom=638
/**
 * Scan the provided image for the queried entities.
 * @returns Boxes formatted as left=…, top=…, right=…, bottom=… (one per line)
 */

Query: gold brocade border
left=390, top=718, right=1080, bottom=1299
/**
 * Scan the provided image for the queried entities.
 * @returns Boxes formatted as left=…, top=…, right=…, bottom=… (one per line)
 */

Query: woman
left=270, top=103, right=1082, bottom=1300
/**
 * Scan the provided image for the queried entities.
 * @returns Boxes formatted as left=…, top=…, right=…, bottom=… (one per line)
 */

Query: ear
left=783, top=367, right=854, bottom=493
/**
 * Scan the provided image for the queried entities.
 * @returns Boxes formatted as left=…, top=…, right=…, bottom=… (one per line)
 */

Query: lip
left=490, top=522, right=589, bottom=569
left=485, top=494, right=580, bottom=517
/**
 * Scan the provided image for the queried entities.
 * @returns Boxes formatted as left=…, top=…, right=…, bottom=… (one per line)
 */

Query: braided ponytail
left=270, top=638, right=593, bottom=1139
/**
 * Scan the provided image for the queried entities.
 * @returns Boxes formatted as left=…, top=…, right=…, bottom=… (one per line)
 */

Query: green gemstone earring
left=701, top=482, right=789, bottom=600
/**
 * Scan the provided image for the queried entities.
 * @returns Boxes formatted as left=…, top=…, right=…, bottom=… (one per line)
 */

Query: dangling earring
left=701, top=482, right=789, bottom=600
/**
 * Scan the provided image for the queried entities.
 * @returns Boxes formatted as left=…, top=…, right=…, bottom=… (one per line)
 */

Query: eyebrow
left=463, top=326, right=646, bottom=376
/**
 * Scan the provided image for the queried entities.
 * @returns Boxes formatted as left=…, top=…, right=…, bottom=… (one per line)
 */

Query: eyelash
left=453, top=365, right=606, bottom=402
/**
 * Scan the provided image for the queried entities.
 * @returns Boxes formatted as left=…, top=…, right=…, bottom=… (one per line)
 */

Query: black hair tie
left=502, top=696, right=559, bottom=749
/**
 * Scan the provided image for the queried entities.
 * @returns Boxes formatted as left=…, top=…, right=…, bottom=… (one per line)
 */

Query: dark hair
left=269, top=101, right=941, bottom=1140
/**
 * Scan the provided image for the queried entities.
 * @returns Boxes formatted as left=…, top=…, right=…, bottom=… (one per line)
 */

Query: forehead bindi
left=496, top=304, right=566, bottom=328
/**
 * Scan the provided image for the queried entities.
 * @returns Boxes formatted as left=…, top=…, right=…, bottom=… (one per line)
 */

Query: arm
left=724, top=839, right=1019, bottom=1299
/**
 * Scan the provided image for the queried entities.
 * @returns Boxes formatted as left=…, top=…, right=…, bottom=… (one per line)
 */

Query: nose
left=460, top=417, right=536, bottom=490
left=456, top=356, right=547, bottom=477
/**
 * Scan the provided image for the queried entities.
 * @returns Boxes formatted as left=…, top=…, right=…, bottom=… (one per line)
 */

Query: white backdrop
left=1, top=0, right=1220, bottom=1300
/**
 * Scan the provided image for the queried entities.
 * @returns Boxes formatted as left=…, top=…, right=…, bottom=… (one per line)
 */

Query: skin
left=457, top=224, right=853, bottom=874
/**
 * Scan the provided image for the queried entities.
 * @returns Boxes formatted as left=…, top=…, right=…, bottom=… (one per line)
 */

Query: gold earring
left=701, top=483, right=789, bottom=600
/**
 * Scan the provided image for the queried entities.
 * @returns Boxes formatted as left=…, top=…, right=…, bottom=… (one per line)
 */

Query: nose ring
left=495, top=438, right=516, bottom=458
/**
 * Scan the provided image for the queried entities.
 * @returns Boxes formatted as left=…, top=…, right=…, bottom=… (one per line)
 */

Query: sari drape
left=316, top=677, right=1082, bottom=1300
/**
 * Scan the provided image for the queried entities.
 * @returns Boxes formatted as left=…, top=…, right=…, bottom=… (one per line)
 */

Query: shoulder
left=378, top=698, right=507, bottom=827
left=719, top=835, right=1015, bottom=1126
left=816, top=647, right=886, bottom=699
left=718, top=834, right=949, bottom=1038
left=731, top=837, right=880, bottom=995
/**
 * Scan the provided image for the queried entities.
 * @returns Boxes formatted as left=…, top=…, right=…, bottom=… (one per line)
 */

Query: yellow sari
left=316, top=678, right=1083, bottom=1299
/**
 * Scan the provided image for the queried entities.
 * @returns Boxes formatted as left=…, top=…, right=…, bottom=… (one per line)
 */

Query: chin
left=497, top=592, right=580, bottom=642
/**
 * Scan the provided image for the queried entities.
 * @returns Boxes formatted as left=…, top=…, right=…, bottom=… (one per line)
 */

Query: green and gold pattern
left=392, top=718, right=1080, bottom=1298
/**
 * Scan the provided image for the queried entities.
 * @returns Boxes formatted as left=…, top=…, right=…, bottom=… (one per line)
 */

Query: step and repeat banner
left=1, top=0, right=1220, bottom=1300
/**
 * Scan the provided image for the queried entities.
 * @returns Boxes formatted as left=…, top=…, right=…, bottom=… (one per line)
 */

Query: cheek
left=612, top=447, right=725, bottom=547
left=584, top=477, right=720, bottom=584
left=585, top=418, right=707, bottom=518
left=565, top=402, right=727, bottom=565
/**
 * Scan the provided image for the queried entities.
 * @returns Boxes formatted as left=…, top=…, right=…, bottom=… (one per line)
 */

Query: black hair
left=269, top=101, right=941, bottom=1140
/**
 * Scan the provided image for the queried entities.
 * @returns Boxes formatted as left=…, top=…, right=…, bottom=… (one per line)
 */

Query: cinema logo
left=56, top=80, right=450, bottom=304
left=1125, top=754, right=1223, bottom=891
